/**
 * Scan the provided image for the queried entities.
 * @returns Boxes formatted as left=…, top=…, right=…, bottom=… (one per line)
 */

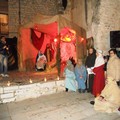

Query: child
left=64, top=60, right=77, bottom=92
left=75, top=59, right=87, bottom=93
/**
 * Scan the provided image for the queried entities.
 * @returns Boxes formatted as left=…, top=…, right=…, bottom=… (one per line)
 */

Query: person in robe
left=75, top=59, right=87, bottom=93
left=92, top=49, right=105, bottom=97
left=63, top=60, right=77, bottom=92
left=85, top=47, right=96, bottom=93
left=107, top=49, right=120, bottom=86
left=35, top=51, right=47, bottom=71
left=94, top=77, right=120, bottom=113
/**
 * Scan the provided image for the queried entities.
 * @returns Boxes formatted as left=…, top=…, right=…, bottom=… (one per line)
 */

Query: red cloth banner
left=31, top=29, right=44, bottom=50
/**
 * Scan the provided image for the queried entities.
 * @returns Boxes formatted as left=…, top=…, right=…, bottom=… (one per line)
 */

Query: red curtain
left=31, top=29, right=44, bottom=50
left=34, top=22, right=58, bottom=38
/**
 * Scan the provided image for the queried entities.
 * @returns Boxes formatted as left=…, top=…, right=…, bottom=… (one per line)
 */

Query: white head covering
left=96, top=49, right=103, bottom=54
left=94, top=49, right=104, bottom=67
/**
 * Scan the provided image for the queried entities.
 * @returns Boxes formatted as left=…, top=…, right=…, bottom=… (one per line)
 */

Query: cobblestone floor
left=0, top=92, right=120, bottom=120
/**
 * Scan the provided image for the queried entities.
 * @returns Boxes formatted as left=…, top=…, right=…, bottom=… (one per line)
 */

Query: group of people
left=93, top=49, right=120, bottom=113
left=64, top=58, right=87, bottom=93
left=64, top=47, right=120, bottom=113
left=64, top=48, right=105, bottom=95
left=0, top=36, right=9, bottom=77
left=1, top=35, right=119, bottom=113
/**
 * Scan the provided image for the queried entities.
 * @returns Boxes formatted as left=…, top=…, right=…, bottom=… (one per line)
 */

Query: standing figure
left=64, top=60, right=77, bottom=92
left=92, top=49, right=105, bottom=97
left=107, top=49, right=120, bottom=86
left=85, top=47, right=96, bottom=93
left=75, top=59, right=87, bottom=93
left=0, top=36, right=9, bottom=77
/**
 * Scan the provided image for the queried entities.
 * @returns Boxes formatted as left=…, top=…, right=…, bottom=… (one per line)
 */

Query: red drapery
left=31, top=29, right=44, bottom=50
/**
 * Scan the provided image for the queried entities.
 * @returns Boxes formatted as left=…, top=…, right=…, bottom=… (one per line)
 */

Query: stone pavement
left=0, top=92, right=120, bottom=120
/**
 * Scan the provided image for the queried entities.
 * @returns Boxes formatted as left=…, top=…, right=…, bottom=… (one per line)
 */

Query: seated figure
left=94, top=77, right=120, bottom=113
left=35, top=51, right=47, bottom=71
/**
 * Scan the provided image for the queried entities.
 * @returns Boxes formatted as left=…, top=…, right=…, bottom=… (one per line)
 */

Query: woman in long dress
left=64, top=60, right=77, bottom=92
left=94, top=77, right=120, bottom=113
left=92, top=49, right=105, bottom=97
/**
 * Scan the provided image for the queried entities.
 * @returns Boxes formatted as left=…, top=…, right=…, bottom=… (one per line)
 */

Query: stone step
left=0, top=80, right=65, bottom=103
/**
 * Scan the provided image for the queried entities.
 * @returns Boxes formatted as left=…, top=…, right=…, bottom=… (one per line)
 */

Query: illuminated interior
left=0, top=14, right=8, bottom=34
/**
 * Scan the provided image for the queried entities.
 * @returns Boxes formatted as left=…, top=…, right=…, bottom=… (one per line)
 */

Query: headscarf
left=94, top=49, right=104, bottom=67
left=66, top=60, right=74, bottom=71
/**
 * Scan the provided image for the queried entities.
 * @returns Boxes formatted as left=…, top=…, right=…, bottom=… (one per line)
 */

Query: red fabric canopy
left=34, top=22, right=58, bottom=38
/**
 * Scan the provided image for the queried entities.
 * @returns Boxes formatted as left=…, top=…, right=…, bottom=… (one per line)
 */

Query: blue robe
left=75, top=65, right=87, bottom=90
left=64, top=68, right=77, bottom=92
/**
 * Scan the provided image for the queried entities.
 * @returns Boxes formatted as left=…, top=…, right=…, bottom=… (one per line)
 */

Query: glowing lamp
left=54, top=38, right=57, bottom=42
left=57, top=76, right=60, bottom=80
left=7, top=81, right=10, bottom=86
left=44, top=77, right=47, bottom=82
left=29, top=79, right=33, bottom=83
left=81, top=38, right=84, bottom=41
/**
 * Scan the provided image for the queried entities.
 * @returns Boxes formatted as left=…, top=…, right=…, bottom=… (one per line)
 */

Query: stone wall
left=8, top=0, right=120, bottom=54
left=63, top=0, right=120, bottom=53
left=8, top=0, right=19, bottom=37
left=87, top=0, right=120, bottom=54
left=8, top=0, right=86, bottom=38
left=63, top=0, right=87, bottom=30
left=8, top=0, right=58, bottom=37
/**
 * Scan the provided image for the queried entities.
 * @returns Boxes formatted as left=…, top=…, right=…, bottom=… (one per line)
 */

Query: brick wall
left=8, top=0, right=120, bottom=53
left=8, top=0, right=19, bottom=37
left=8, top=0, right=58, bottom=37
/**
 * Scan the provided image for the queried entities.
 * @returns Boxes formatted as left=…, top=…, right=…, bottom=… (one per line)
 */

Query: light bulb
left=44, top=77, right=47, bottom=82
left=7, top=81, right=10, bottom=86
left=29, top=79, right=33, bottom=83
